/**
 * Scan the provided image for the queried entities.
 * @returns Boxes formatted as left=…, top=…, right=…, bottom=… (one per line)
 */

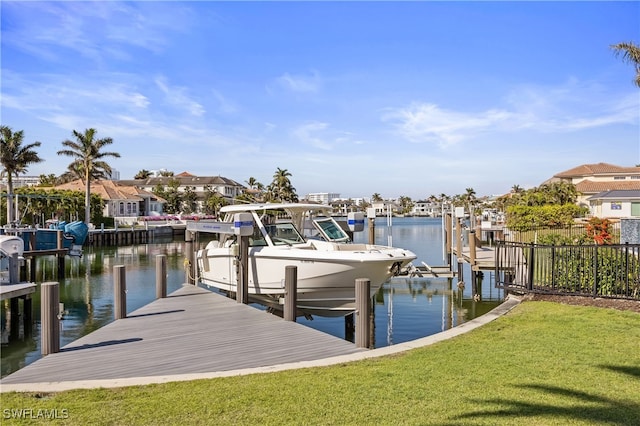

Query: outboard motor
left=63, top=221, right=89, bottom=257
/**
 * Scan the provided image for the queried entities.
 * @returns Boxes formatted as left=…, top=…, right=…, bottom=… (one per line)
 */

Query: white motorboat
left=193, top=203, right=416, bottom=317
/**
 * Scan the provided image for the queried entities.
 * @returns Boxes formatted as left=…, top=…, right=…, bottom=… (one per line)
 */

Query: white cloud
left=275, top=71, right=321, bottom=93
left=383, top=80, right=639, bottom=147
left=154, top=76, right=205, bottom=117
left=292, top=121, right=332, bottom=150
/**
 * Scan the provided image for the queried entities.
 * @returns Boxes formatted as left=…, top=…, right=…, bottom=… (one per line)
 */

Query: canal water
left=1, top=217, right=503, bottom=378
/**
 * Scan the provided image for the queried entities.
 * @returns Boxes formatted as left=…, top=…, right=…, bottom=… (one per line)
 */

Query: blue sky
left=1, top=1, right=639, bottom=200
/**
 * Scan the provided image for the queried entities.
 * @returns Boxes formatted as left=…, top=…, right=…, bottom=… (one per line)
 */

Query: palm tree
left=57, top=128, right=120, bottom=224
left=268, top=168, right=298, bottom=202
left=611, top=41, right=640, bottom=87
left=1, top=126, right=43, bottom=225
left=134, top=169, right=152, bottom=179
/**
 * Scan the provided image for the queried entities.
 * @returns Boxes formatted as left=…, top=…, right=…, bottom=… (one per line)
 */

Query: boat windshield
left=264, top=223, right=306, bottom=246
left=313, top=217, right=350, bottom=243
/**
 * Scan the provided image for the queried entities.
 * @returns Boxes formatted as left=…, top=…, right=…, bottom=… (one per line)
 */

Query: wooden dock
left=1, top=284, right=365, bottom=389
left=0, top=281, right=36, bottom=301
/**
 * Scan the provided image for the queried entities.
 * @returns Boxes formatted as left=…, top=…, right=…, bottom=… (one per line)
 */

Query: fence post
left=355, top=278, right=371, bottom=349
left=114, top=265, right=127, bottom=319
left=593, top=246, right=598, bottom=297
left=527, top=244, right=535, bottom=291
left=284, top=265, right=297, bottom=322
left=156, top=254, right=167, bottom=299
left=41, top=281, right=60, bottom=355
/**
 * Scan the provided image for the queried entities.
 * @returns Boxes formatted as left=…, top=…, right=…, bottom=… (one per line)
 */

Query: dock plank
left=1, top=285, right=365, bottom=385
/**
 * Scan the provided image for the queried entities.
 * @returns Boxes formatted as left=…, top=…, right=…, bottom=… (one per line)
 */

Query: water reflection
left=2, top=218, right=503, bottom=377
left=1, top=238, right=187, bottom=377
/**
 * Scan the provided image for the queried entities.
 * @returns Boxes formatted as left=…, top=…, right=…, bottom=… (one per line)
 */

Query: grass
left=2, top=301, right=639, bottom=425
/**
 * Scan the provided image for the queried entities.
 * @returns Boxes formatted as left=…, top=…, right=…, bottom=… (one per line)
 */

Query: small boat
left=193, top=203, right=417, bottom=317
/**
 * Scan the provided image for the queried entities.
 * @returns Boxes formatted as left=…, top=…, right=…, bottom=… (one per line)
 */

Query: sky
left=1, top=1, right=639, bottom=200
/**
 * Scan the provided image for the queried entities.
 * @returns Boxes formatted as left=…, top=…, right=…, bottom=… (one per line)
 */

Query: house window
left=610, top=202, right=622, bottom=210
left=613, top=176, right=626, bottom=180
left=119, top=202, right=124, bottom=215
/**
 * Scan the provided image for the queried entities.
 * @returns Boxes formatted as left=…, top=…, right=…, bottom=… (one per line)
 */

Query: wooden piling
left=184, top=231, right=195, bottom=285
left=41, top=281, right=60, bottom=355
left=114, top=265, right=127, bottom=319
left=445, top=213, right=453, bottom=268
left=156, top=255, right=167, bottom=299
left=9, top=253, right=19, bottom=284
left=284, top=265, right=297, bottom=322
left=469, top=230, right=477, bottom=266
left=355, top=278, right=371, bottom=349
left=56, top=230, right=65, bottom=280
left=368, top=217, right=375, bottom=245
left=345, top=313, right=355, bottom=342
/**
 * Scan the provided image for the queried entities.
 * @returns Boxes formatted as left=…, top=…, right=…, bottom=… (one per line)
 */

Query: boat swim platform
left=0, top=285, right=522, bottom=393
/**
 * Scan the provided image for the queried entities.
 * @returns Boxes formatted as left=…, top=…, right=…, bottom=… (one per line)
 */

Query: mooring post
left=236, top=235, right=249, bottom=304
left=9, top=253, right=19, bottom=284
left=345, top=313, right=355, bottom=342
left=445, top=212, right=453, bottom=269
left=41, top=281, right=60, bottom=355
left=355, top=278, right=371, bottom=349
left=156, top=254, right=167, bottom=299
left=284, top=265, right=297, bottom=322
left=57, top=229, right=65, bottom=280
left=114, top=264, right=127, bottom=319
left=185, top=230, right=195, bottom=285
left=24, top=294, right=33, bottom=337
left=469, top=230, right=477, bottom=266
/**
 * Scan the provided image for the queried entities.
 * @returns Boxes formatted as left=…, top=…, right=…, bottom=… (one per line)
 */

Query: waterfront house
left=587, top=190, right=640, bottom=218
left=119, top=172, right=245, bottom=213
left=548, top=163, right=640, bottom=208
left=54, top=179, right=165, bottom=223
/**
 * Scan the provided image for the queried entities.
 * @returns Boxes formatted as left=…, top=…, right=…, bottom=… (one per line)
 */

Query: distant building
left=119, top=173, right=245, bottom=212
left=306, top=193, right=340, bottom=204
left=0, top=175, right=40, bottom=189
left=53, top=179, right=165, bottom=221
left=411, top=201, right=441, bottom=217
left=548, top=163, right=640, bottom=208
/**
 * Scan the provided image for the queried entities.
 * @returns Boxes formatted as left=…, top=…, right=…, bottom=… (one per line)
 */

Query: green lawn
left=2, top=301, right=639, bottom=425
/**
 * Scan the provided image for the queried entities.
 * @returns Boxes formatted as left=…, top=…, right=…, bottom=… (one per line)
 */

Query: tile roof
left=119, top=175, right=244, bottom=187
left=53, top=180, right=162, bottom=201
left=554, top=163, right=640, bottom=178
left=575, top=179, right=640, bottom=193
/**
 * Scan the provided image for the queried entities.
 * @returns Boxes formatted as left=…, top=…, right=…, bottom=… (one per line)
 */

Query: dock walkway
left=1, top=284, right=365, bottom=390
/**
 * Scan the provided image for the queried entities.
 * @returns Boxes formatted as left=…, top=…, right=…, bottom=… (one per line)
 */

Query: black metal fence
left=495, top=241, right=640, bottom=300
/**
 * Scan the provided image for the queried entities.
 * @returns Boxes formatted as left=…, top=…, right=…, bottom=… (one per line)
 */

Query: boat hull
left=196, top=243, right=416, bottom=316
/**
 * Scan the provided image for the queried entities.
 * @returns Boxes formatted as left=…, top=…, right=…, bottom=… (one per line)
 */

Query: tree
left=135, top=169, right=152, bottom=179
left=371, top=193, right=383, bottom=202
left=268, top=167, right=298, bottom=202
left=1, top=126, right=44, bottom=225
left=611, top=41, right=640, bottom=88
left=57, top=128, right=120, bottom=224
left=38, top=174, right=58, bottom=187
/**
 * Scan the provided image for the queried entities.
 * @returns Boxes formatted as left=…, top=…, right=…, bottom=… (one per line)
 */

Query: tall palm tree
left=1, top=126, right=43, bottom=225
left=611, top=41, right=640, bottom=87
left=57, top=128, right=120, bottom=224
left=269, top=167, right=298, bottom=202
